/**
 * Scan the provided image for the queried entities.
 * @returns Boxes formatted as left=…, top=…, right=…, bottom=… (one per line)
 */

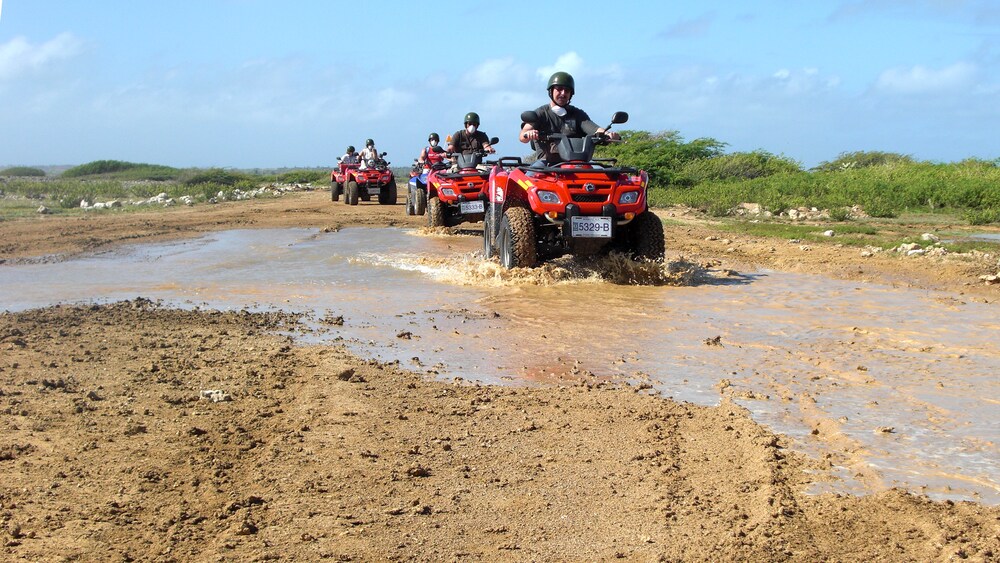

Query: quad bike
left=483, top=112, right=664, bottom=268
left=422, top=137, right=499, bottom=228
left=332, top=153, right=397, bottom=206
left=329, top=159, right=359, bottom=202
left=405, top=153, right=438, bottom=216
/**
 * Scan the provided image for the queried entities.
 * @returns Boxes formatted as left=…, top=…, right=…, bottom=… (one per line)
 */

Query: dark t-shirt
left=450, top=129, right=491, bottom=154
left=526, top=104, right=600, bottom=163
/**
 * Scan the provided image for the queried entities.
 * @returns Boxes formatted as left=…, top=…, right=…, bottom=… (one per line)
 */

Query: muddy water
left=1, top=227, right=998, bottom=504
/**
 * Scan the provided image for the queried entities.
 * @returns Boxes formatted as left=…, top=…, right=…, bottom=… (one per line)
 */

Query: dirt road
left=1, top=189, right=998, bottom=561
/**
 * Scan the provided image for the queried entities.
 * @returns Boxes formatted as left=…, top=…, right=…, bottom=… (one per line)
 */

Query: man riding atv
left=483, top=71, right=663, bottom=268
left=519, top=71, right=620, bottom=165
left=447, top=112, right=495, bottom=172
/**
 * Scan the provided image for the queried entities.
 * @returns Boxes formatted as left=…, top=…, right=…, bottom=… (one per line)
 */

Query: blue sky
left=1, top=0, right=998, bottom=169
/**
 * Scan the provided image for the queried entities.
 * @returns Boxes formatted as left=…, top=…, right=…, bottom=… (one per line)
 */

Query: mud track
left=1, top=190, right=998, bottom=560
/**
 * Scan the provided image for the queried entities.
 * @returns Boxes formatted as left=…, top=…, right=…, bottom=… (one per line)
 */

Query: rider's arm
left=520, top=122, right=537, bottom=143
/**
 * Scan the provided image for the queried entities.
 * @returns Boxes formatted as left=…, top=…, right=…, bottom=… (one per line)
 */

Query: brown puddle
left=1, top=226, right=997, bottom=504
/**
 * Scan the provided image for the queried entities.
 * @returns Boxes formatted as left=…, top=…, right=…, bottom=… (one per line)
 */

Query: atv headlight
left=441, top=188, right=456, bottom=197
left=618, top=191, right=640, bottom=205
left=537, top=190, right=561, bottom=204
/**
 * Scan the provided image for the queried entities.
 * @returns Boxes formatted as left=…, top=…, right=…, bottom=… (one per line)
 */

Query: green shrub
left=181, top=168, right=252, bottom=187
left=276, top=169, right=326, bottom=184
left=965, top=208, right=1000, bottom=225
left=813, top=151, right=914, bottom=172
left=828, top=207, right=851, bottom=222
left=596, top=130, right=726, bottom=188
left=61, top=160, right=180, bottom=181
left=0, top=166, right=46, bottom=177
left=681, top=150, right=801, bottom=182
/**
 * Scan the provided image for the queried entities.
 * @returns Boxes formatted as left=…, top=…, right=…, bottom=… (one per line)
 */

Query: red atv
left=330, top=160, right=359, bottom=202
left=424, top=138, right=498, bottom=227
left=330, top=153, right=397, bottom=205
left=483, top=112, right=664, bottom=268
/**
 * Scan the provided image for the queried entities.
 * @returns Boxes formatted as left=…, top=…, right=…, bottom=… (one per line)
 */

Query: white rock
left=921, top=233, right=940, bottom=242
left=906, top=249, right=926, bottom=256
left=80, top=199, right=91, bottom=208
left=822, top=230, right=835, bottom=237
left=37, top=205, right=50, bottom=214
left=200, top=389, right=232, bottom=403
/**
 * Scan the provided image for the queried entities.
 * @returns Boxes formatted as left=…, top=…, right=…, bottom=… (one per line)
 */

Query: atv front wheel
left=427, top=196, right=445, bottom=227
left=331, top=182, right=342, bottom=202
left=631, top=210, right=665, bottom=261
left=414, top=188, right=427, bottom=216
left=499, top=207, right=536, bottom=268
left=346, top=181, right=359, bottom=206
left=405, top=189, right=414, bottom=215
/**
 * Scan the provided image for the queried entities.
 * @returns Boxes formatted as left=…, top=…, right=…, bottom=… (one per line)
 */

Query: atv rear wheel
left=379, top=179, right=397, bottom=205
left=346, top=181, right=359, bottom=206
left=631, top=210, right=665, bottom=261
left=427, top=196, right=445, bottom=227
left=331, top=182, right=342, bottom=202
left=499, top=207, right=536, bottom=268
left=414, top=188, right=427, bottom=216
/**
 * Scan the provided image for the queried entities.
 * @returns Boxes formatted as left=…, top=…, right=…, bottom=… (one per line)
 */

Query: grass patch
left=715, top=218, right=931, bottom=249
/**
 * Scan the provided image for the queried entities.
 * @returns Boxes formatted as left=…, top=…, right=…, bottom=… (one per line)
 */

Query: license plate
left=367, top=187, right=382, bottom=196
left=459, top=200, right=485, bottom=214
left=570, top=216, right=612, bottom=238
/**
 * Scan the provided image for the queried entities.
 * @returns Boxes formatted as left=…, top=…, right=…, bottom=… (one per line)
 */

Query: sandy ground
left=1, top=188, right=999, bottom=561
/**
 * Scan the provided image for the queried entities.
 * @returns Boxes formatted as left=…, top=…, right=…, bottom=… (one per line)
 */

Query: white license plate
left=367, top=187, right=382, bottom=196
left=570, top=216, right=612, bottom=238
left=459, top=200, right=485, bottom=214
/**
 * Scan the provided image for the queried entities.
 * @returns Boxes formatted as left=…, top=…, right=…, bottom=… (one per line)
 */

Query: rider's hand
left=484, top=144, right=496, bottom=154
left=522, top=130, right=539, bottom=142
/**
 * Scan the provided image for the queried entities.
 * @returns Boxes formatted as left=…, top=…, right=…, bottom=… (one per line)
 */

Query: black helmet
left=463, top=112, right=480, bottom=126
left=346, top=145, right=355, bottom=153
left=428, top=132, right=439, bottom=142
left=547, top=71, right=575, bottom=94
left=365, top=138, right=374, bottom=147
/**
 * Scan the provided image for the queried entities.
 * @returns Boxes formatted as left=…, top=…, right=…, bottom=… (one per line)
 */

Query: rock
left=822, top=230, right=835, bottom=237
left=920, top=233, right=940, bottom=242
left=36, top=205, right=50, bottom=214
left=200, top=389, right=232, bottom=403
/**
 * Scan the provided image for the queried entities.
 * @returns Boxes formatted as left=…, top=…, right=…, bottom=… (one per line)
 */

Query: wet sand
left=1, top=189, right=999, bottom=560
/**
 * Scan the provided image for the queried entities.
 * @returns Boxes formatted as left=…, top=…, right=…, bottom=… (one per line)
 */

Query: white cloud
left=463, top=57, right=528, bottom=89
left=0, top=33, right=83, bottom=80
left=875, top=61, right=976, bottom=93
left=537, top=52, right=584, bottom=81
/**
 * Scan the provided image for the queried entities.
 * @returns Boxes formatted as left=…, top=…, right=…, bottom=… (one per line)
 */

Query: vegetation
left=0, top=160, right=332, bottom=218
left=61, top=160, right=181, bottom=181
left=0, top=166, right=46, bottom=177
left=596, top=137, right=1000, bottom=224
left=813, top=151, right=914, bottom=172
left=4, top=142, right=999, bottom=227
